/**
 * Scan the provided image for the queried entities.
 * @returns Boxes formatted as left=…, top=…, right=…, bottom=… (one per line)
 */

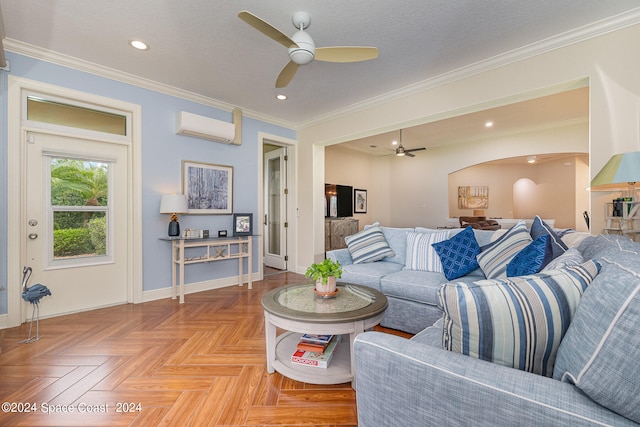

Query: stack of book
left=291, top=334, right=342, bottom=368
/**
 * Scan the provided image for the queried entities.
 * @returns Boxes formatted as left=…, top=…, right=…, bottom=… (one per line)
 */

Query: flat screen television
left=325, top=184, right=353, bottom=217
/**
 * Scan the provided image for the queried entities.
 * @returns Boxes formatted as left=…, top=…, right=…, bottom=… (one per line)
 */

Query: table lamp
left=590, top=151, right=640, bottom=196
left=160, top=194, right=188, bottom=237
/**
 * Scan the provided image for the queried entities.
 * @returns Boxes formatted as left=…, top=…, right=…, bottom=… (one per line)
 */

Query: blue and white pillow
left=404, top=231, right=449, bottom=273
left=431, top=226, right=481, bottom=280
left=439, top=260, right=601, bottom=377
left=531, top=215, right=568, bottom=259
left=543, top=247, right=583, bottom=271
left=476, top=220, right=532, bottom=279
left=506, top=234, right=553, bottom=277
left=344, top=225, right=395, bottom=264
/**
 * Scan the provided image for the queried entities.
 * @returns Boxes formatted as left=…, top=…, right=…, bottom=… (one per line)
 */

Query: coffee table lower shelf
left=273, top=332, right=352, bottom=385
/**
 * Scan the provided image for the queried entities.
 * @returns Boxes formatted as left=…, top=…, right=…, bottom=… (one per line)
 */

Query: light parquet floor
left=0, top=272, right=409, bottom=427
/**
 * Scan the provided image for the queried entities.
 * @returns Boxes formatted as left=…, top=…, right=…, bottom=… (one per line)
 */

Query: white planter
left=315, top=276, right=337, bottom=295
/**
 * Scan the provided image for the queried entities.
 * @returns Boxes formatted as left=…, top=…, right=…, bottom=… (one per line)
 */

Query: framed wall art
left=458, top=185, right=489, bottom=209
left=182, top=161, right=233, bottom=214
left=354, top=189, right=367, bottom=214
left=233, top=213, right=253, bottom=236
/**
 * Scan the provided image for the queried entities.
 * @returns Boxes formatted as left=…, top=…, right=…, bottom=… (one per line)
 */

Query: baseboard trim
left=142, top=272, right=262, bottom=303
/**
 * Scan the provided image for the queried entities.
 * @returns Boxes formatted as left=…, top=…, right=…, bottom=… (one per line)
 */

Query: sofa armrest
left=326, top=248, right=353, bottom=266
left=354, top=332, right=636, bottom=427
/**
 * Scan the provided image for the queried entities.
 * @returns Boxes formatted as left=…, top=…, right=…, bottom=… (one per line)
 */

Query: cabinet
left=603, top=201, right=640, bottom=241
left=325, top=218, right=359, bottom=251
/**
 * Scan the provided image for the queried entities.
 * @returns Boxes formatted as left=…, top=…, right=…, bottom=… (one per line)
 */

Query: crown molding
left=3, top=39, right=297, bottom=130
left=299, top=7, right=640, bottom=130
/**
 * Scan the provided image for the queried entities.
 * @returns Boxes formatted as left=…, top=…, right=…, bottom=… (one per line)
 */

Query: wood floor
left=0, top=272, right=409, bottom=426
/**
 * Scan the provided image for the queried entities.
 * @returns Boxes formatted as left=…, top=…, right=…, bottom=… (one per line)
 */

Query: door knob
left=28, top=233, right=38, bottom=240
left=28, top=219, right=38, bottom=226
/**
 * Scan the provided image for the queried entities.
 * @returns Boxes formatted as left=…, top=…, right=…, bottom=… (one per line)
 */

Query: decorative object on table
left=19, top=266, right=51, bottom=344
left=291, top=335, right=342, bottom=368
left=160, top=194, right=188, bottom=237
left=354, top=188, right=367, bottom=213
left=218, top=230, right=227, bottom=237
left=458, top=185, right=489, bottom=209
left=201, top=230, right=209, bottom=238
left=305, top=258, right=342, bottom=296
left=182, top=160, right=233, bottom=214
left=233, top=213, right=253, bottom=236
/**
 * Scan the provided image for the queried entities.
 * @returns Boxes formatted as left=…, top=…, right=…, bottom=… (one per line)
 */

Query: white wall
left=297, top=23, right=640, bottom=264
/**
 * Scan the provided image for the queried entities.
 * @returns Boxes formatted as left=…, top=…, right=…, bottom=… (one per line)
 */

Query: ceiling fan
left=393, top=129, right=426, bottom=157
left=238, top=10, right=379, bottom=88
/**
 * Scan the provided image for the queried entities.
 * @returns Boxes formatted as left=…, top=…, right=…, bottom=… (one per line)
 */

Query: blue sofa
left=328, top=225, right=513, bottom=333
left=353, top=233, right=640, bottom=426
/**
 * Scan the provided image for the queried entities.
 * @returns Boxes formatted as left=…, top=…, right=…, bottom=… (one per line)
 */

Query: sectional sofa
left=352, top=232, right=640, bottom=426
left=327, top=220, right=583, bottom=334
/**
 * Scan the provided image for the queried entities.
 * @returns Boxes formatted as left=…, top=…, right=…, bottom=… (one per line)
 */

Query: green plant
left=305, top=258, right=342, bottom=284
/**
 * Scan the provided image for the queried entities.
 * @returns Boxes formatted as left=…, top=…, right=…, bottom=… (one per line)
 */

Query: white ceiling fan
left=393, top=129, right=426, bottom=157
left=238, top=10, right=379, bottom=88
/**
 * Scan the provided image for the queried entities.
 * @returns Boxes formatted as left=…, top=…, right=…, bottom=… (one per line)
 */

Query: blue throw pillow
left=531, top=215, right=568, bottom=259
left=431, top=226, right=480, bottom=280
left=506, top=235, right=553, bottom=277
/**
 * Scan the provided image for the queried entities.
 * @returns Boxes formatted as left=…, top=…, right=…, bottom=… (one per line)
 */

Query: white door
left=263, top=148, right=287, bottom=270
left=24, top=131, right=129, bottom=319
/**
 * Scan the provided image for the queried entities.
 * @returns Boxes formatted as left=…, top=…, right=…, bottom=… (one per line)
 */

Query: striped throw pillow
left=344, top=226, right=395, bottom=264
left=404, top=231, right=449, bottom=272
left=476, top=220, right=532, bottom=279
left=438, top=260, right=601, bottom=377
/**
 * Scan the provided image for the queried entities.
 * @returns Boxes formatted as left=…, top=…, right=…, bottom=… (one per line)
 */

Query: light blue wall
left=0, top=52, right=296, bottom=314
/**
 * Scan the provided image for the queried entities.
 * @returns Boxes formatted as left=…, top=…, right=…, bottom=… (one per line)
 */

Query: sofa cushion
left=476, top=220, right=532, bottom=279
left=365, top=224, right=414, bottom=266
left=345, top=225, right=395, bottom=264
left=431, top=226, right=481, bottom=280
left=543, top=247, right=583, bottom=271
left=439, top=260, right=601, bottom=377
left=380, top=269, right=472, bottom=307
left=340, top=261, right=404, bottom=292
left=530, top=215, right=568, bottom=258
left=404, top=231, right=449, bottom=273
left=553, top=247, right=640, bottom=423
left=506, top=235, right=553, bottom=277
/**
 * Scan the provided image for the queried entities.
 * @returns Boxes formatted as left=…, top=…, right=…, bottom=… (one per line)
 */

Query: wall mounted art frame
left=182, top=161, right=233, bottom=214
left=354, top=188, right=367, bottom=214
left=458, top=186, right=489, bottom=209
left=233, top=213, right=253, bottom=236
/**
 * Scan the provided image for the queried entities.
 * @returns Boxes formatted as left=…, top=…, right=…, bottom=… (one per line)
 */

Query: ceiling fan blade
left=314, top=46, right=379, bottom=63
left=405, top=147, right=426, bottom=153
left=276, top=61, right=300, bottom=88
left=405, top=152, right=415, bottom=158
left=238, top=10, right=297, bottom=48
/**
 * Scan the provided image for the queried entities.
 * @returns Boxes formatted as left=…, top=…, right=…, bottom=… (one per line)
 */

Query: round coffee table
left=261, top=282, right=387, bottom=388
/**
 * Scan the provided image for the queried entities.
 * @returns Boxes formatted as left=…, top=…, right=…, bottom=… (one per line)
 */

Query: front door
left=263, top=147, right=287, bottom=270
left=24, top=131, right=129, bottom=318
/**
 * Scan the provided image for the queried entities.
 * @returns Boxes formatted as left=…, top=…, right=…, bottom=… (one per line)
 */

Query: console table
left=160, top=236, right=253, bottom=303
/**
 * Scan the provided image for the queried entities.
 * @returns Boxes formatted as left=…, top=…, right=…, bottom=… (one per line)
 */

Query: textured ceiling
left=1, top=1, right=639, bottom=128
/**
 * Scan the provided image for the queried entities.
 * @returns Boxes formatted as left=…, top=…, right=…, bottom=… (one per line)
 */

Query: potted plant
left=305, top=258, right=342, bottom=296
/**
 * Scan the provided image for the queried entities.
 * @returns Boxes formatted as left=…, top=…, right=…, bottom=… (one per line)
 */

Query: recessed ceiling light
left=391, top=139, right=398, bottom=146
left=276, top=94, right=287, bottom=100
left=129, top=39, right=149, bottom=50
left=485, top=121, right=493, bottom=128
left=527, top=156, right=537, bottom=164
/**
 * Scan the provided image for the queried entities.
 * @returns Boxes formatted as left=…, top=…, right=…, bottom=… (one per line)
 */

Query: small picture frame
left=233, top=213, right=253, bottom=236
left=354, top=189, right=367, bottom=214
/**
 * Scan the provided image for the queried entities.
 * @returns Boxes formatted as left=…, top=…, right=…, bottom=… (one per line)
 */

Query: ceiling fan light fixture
left=396, top=146, right=406, bottom=156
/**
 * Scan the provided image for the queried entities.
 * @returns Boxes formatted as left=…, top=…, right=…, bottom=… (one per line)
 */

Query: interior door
left=263, top=147, right=287, bottom=270
left=24, top=131, right=129, bottom=319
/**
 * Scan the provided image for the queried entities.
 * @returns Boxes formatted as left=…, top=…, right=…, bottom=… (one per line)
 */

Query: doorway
left=6, top=76, right=142, bottom=328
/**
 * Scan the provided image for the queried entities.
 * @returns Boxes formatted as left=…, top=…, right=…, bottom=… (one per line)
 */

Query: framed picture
left=182, top=161, right=233, bottom=214
left=458, top=186, right=489, bottom=209
left=354, top=189, right=367, bottom=214
left=233, top=213, right=253, bottom=236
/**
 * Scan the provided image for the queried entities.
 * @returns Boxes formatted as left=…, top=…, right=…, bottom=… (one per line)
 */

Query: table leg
left=238, top=240, right=243, bottom=287
left=178, top=240, right=185, bottom=304
left=247, top=238, right=252, bottom=290
left=171, top=242, right=177, bottom=300
left=264, top=311, right=276, bottom=373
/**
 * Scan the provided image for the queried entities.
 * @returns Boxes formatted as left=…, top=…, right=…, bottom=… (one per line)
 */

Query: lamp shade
left=160, top=194, right=188, bottom=214
left=590, top=151, right=640, bottom=191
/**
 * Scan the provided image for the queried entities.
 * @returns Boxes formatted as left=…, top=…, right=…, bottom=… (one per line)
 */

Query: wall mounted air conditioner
left=176, top=111, right=237, bottom=144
